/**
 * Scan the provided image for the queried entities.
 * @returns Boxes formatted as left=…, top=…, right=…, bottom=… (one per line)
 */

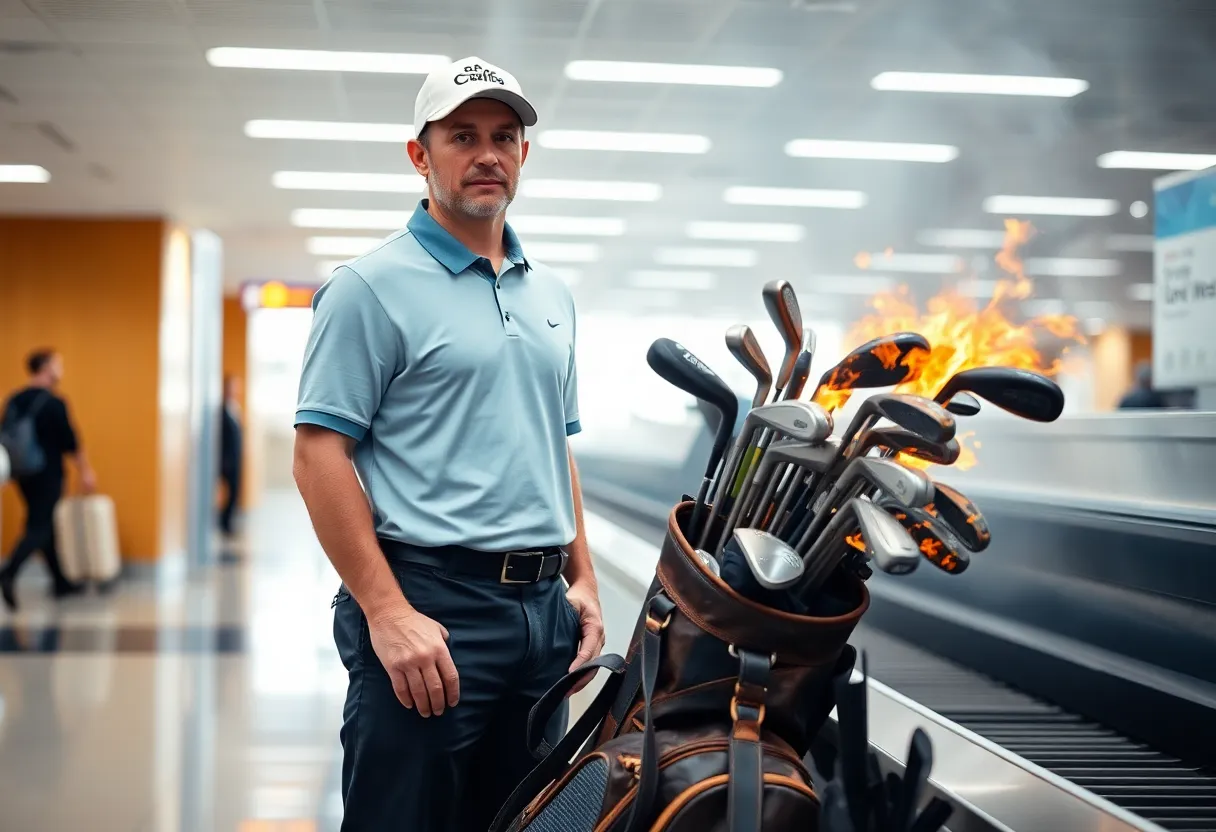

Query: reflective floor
left=0, top=491, right=347, bottom=832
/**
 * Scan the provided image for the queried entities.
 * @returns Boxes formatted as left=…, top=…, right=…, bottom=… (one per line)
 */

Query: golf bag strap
left=728, top=647, right=772, bottom=832
left=621, top=592, right=675, bottom=832
left=526, top=653, right=627, bottom=759
left=488, top=655, right=628, bottom=832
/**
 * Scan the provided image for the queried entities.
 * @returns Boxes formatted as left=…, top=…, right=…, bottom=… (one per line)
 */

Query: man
left=1118, top=361, right=1169, bottom=410
left=219, top=374, right=243, bottom=540
left=292, top=56, right=605, bottom=831
left=0, top=349, right=96, bottom=611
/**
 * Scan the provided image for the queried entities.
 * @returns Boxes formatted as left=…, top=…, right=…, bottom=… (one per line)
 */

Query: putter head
left=944, top=391, right=981, bottom=417
left=753, top=399, right=834, bottom=444
left=647, top=338, right=739, bottom=478
left=725, top=324, right=773, bottom=409
left=928, top=481, right=991, bottom=552
left=852, top=457, right=936, bottom=507
left=813, top=331, right=931, bottom=400
left=935, top=366, right=1065, bottom=423
left=762, top=279, right=803, bottom=392
left=733, top=527, right=805, bottom=589
left=851, top=499, right=920, bottom=575
left=879, top=501, right=972, bottom=574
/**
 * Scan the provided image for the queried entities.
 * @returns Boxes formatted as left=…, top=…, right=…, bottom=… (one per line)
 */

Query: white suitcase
left=54, top=494, right=122, bottom=588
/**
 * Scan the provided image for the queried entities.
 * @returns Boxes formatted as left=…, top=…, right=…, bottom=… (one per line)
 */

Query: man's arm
left=563, top=442, right=605, bottom=682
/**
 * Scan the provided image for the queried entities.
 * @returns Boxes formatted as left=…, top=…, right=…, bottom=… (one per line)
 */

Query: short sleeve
left=294, top=267, right=402, bottom=442
left=563, top=294, right=581, bottom=436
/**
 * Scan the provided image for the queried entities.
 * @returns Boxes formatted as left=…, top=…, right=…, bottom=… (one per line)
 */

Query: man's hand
left=366, top=601, right=461, bottom=718
left=80, top=468, right=97, bottom=495
left=565, top=580, right=605, bottom=695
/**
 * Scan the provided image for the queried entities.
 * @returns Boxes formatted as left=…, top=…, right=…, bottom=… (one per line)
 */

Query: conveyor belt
left=583, top=496, right=1216, bottom=832
left=850, top=627, right=1216, bottom=832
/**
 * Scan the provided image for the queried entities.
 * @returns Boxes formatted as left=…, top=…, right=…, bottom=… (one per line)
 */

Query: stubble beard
left=429, top=170, right=517, bottom=220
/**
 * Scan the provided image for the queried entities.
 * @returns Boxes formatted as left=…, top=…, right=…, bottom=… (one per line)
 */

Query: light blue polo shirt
left=294, top=199, right=581, bottom=551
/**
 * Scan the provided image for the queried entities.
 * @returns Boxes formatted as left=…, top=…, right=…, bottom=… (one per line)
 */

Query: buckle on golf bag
left=729, top=645, right=774, bottom=732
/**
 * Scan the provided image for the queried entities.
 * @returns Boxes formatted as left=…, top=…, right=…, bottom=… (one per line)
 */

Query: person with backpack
left=0, top=348, right=96, bottom=611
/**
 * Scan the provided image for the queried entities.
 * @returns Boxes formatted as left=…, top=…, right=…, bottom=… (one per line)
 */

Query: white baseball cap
left=413, top=56, right=538, bottom=138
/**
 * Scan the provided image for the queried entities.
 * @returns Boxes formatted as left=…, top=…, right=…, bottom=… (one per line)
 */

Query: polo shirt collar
left=408, top=198, right=531, bottom=274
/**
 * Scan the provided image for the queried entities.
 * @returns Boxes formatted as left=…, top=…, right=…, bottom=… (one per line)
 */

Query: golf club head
left=847, top=457, right=936, bottom=508
left=694, top=548, right=722, bottom=577
left=852, top=427, right=962, bottom=468
left=928, top=481, right=991, bottom=552
left=812, top=331, right=932, bottom=402
left=879, top=502, right=971, bottom=574
left=841, top=392, right=957, bottom=452
left=783, top=344, right=815, bottom=401
left=762, top=436, right=842, bottom=477
left=725, top=324, right=773, bottom=410
left=762, top=279, right=803, bottom=393
left=935, top=366, right=1065, bottom=423
left=849, top=498, right=921, bottom=575
left=732, top=527, right=805, bottom=589
left=646, top=338, right=739, bottom=479
left=944, top=390, right=981, bottom=417
left=753, top=399, right=834, bottom=444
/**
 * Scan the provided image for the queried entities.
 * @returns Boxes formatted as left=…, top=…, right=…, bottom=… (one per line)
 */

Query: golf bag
left=489, top=499, right=869, bottom=832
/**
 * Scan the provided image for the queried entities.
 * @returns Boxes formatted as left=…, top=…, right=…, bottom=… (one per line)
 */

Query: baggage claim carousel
left=576, top=411, right=1216, bottom=832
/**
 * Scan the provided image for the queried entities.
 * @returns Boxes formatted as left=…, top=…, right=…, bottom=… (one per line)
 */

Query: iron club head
left=878, top=501, right=972, bottom=575
left=928, top=481, right=991, bottom=552
left=762, top=279, right=804, bottom=397
left=732, top=527, right=805, bottom=589
left=725, top=323, right=773, bottom=410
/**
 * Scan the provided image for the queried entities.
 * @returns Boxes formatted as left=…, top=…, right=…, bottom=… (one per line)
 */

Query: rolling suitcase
left=54, top=494, right=122, bottom=589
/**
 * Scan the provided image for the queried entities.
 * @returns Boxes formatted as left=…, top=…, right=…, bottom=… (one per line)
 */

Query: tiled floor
left=0, top=490, right=348, bottom=832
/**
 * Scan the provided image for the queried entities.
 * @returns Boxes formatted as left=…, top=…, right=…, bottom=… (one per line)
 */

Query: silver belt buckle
left=499, top=551, right=531, bottom=585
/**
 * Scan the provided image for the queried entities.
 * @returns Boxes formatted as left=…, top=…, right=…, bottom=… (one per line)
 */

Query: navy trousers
left=333, top=555, right=581, bottom=831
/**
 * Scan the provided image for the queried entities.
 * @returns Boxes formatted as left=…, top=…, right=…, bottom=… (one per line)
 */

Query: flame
left=822, top=219, right=1085, bottom=470
left=845, top=531, right=865, bottom=551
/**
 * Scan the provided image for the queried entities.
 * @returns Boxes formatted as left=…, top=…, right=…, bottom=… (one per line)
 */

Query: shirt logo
left=455, top=64, right=505, bottom=86
left=547, top=319, right=560, bottom=328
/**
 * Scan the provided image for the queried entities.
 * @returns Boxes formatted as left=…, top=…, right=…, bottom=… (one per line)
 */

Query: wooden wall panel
left=0, top=217, right=167, bottom=561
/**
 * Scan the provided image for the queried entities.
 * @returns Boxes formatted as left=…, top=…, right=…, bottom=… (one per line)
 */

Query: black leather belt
left=378, top=538, right=568, bottom=585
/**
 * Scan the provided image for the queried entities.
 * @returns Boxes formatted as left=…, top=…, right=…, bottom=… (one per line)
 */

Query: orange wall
left=1130, top=330, right=1153, bottom=370
left=0, top=217, right=171, bottom=561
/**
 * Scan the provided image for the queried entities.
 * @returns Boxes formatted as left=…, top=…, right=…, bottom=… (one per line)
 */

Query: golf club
left=783, top=340, right=815, bottom=402
left=928, top=481, right=991, bottom=552
left=878, top=502, right=972, bottom=574
left=847, top=427, right=962, bottom=469
left=716, top=400, right=834, bottom=553
left=762, top=279, right=804, bottom=400
left=732, top=527, right=805, bottom=590
left=810, top=331, right=932, bottom=406
left=725, top=323, right=772, bottom=410
left=645, top=338, right=739, bottom=541
left=934, top=366, right=1065, bottom=423
left=742, top=436, right=842, bottom=531
left=795, top=458, right=935, bottom=556
left=943, top=390, right=981, bottom=417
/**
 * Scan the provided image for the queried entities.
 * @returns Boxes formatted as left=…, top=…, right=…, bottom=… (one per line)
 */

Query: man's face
left=409, top=99, right=528, bottom=220
left=48, top=354, right=63, bottom=385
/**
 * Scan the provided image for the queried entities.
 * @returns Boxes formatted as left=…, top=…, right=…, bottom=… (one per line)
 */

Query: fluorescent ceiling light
left=1022, top=298, right=1068, bottom=317
left=521, top=241, right=601, bottom=262
left=982, top=195, right=1119, bottom=216
left=785, top=139, right=958, bottom=163
left=686, top=221, right=804, bottom=242
left=537, top=130, right=710, bottom=154
left=0, top=164, right=50, bottom=183
left=916, top=228, right=1008, bottom=248
left=1024, top=257, right=1121, bottom=278
left=247, top=120, right=414, bottom=142
left=207, top=47, right=448, bottom=74
left=1127, top=283, right=1154, bottom=302
left=723, top=186, right=866, bottom=209
left=275, top=171, right=425, bottom=192
left=316, top=260, right=352, bottom=279
left=307, top=236, right=384, bottom=256
left=565, top=60, right=781, bottom=88
left=1097, top=151, right=1216, bottom=171
left=806, top=276, right=896, bottom=295
left=654, top=247, right=758, bottom=268
left=520, top=179, right=661, bottom=201
left=294, top=209, right=408, bottom=229
left=627, top=270, right=716, bottom=291
left=865, top=252, right=964, bottom=273
left=509, top=216, right=625, bottom=236
left=871, top=71, right=1088, bottom=97
left=1106, top=233, right=1154, bottom=252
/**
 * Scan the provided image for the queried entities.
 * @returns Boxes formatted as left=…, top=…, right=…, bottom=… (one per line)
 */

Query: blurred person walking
left=219, top=373, right=243, bottom=541
left=292, top=57, right=604, bottom=831
left=0, top=349, right=96, bottom=611
left=1118, top=360, right=1169, bottom=409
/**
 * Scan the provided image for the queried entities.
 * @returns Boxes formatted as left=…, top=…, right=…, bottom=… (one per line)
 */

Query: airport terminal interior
left=1, top=1, right=1214, bottom=830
